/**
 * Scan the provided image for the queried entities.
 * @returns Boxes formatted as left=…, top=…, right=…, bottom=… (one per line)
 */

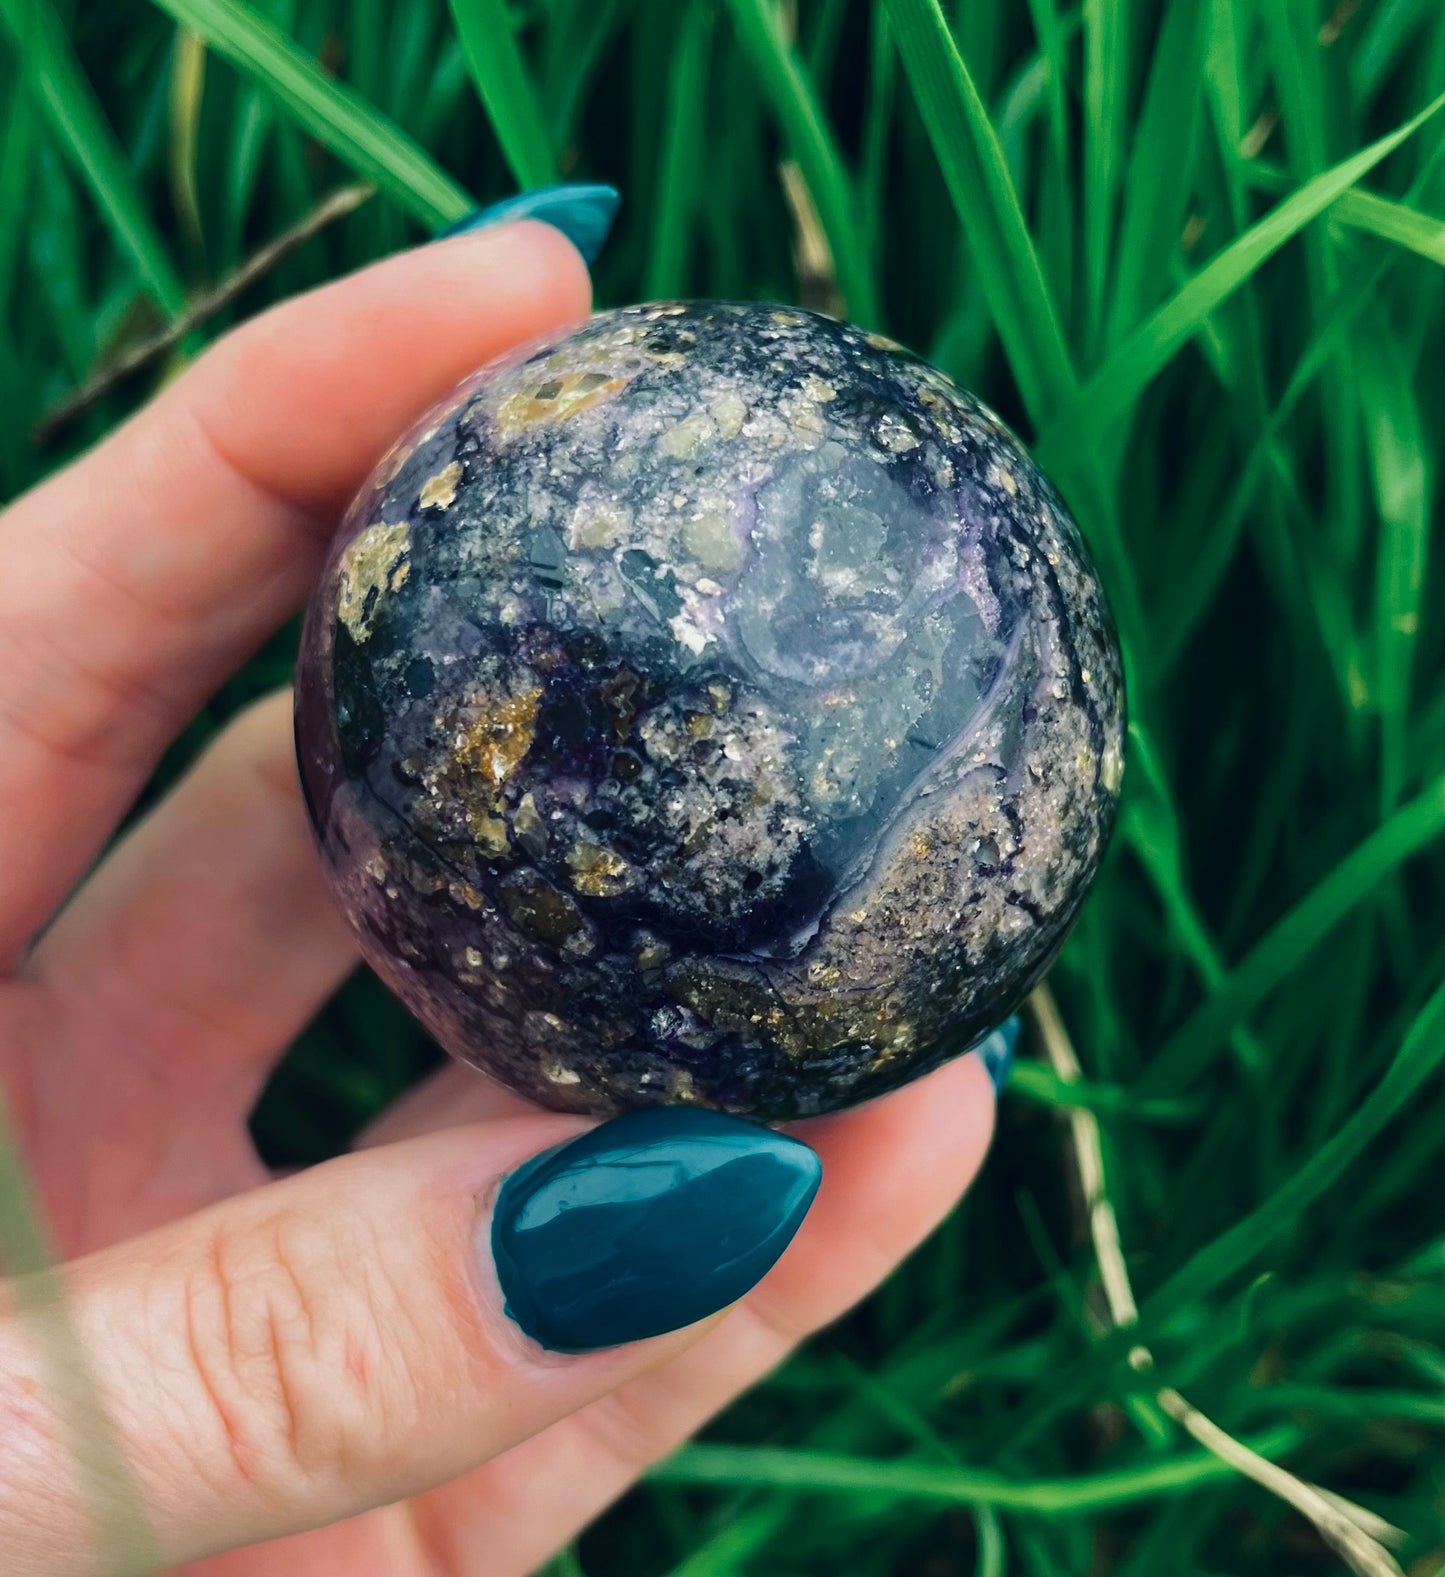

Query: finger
left=23, top=694, right=355, bottom=1216
left=0, top=1106, right=822, bottom=1572
left=0, top=222, right=591, bottom=966
left=406, top=1054, right=997, bottom=1577
left=358, top=1061, right=539, bottom=1148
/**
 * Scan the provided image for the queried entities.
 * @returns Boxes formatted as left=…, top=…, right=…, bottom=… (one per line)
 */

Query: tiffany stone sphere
left=294, top=302, right=1124, bottom=1120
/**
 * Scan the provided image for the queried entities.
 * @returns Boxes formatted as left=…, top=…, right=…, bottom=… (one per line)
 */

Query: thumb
left=0, top=1109, right=820, bottom=1573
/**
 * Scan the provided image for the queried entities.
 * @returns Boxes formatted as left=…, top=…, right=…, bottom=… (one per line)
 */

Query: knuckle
left=178, top=1209, right=421, bottom=1496
left=0, top=612, right=170, bottom=776
left=180, top=392, right=324, bottom=539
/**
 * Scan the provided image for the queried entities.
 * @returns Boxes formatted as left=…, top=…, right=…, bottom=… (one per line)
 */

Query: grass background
left=0, top=0, right=1442, bottom=1572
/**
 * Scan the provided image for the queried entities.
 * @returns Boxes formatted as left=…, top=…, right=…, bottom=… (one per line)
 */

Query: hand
left=0, top=218, right=998, bottom=1577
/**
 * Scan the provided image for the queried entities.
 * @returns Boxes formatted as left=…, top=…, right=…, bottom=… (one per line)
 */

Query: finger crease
left=181, top=397, right=332, bottom=547
left=185, top=1236, right=255, bottom=1486
left=0, top=617, right=171, bottom=773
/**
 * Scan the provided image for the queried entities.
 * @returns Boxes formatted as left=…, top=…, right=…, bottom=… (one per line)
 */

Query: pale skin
left=0, top=222, right=996, bottom=1576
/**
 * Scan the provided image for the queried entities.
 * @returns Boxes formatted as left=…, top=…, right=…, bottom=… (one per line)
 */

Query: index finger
left=0, top=221, right=591, bottom=966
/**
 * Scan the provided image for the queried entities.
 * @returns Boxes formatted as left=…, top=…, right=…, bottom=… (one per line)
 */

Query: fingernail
left=435, top=182, right=621, bottom=264
left=490, top=1109, right=821, bottom=1353
left=971, top=1015, right=1022, bottom=1094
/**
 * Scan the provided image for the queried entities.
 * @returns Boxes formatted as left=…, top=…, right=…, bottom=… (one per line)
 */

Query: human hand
left=0, top=211, right=999, bottom=1576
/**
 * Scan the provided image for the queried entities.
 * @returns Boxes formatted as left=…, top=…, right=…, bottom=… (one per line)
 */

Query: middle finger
left=26, top=692, right=355, bottom=1243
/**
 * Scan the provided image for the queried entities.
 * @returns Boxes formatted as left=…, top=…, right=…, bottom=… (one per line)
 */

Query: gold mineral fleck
left=419, top=460, right=462, bottom=510
left=712, top=391, right=748, bottom=439
left=567, top=842, right=637, bottom=897
left=636, top=939, right=671, bottom=971
left=452, top=685, right=542, bottom=787
left=792, top=407, right=825, bottom=437
left=1101, top=740, right=1125, bottom=795
left=874, top=413, right=920, bottom=452
left=496, top=370, right=627, bottom=435
left=659, top=412, right=715, bottom=459
left=469, top=811, right=510, bottom=855
left=668, top=1069, right=703, bottom=1103
left=512, top=791, right=546, bottom=847
left=336, top=520, right=411, bottom=642
left=682, top=510, right=744, bottom=573
left=569, top=500, right=630, bottom=550
left=449, top=881, right=485, bottom=910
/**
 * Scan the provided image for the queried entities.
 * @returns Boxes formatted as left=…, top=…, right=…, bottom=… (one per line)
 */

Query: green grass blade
left=1203, top=0, right=1246, bottom=157
left=994, top=45, right=1059, bottom=185
left=1081, top=0, right=1127, bottom=353
left=645, top=0, right=711, bottom=299
left=30, top=139, right=92, bottom=378
left=974, top=1505, right=1006, bottom=1577
left=804, top=0, right=850, bottom=85
left=860, top=4, right=897, bottom=272
left=1332, top=184, right=1444, bottom=262
left=887, top=0, right=1076, bottom=428
left=1359, top=309, right=1431, bottom=810
left=1146, top=986, right=1445, bottom=1324
left=1244, top=160, right=1444, bottom=263
left=147, top=0, right=471, bottom=228
left=447, top=0, right=559, bottom=190
left=1105, top=0, right=1209, bottom=338
left=1023, top=0, right=1071, bottom=170
left=1122, top=721, right=1268, bottom=1077
left=546, top=0, right=630, bottom=152
left=1041, top=93, right=1445, bottom=454
left=1009, top=1062, right=1196, bottom=1124
left=415, top=40, right=472, bottom=152
left=1260, top=0, right=1331, bottom=179
left=1020, top=0, right=1076, bottom=325
left=1153, top=193, right=1435, bottom=673
left=652, top=1429, right=1302, bottom=1512
left=0, top=0, right=187, bottom=316
left=1141, top=777, right=1445, bottom=1095
left=662, top=1505, right=791, bottom=1577
left=1350, top=0, right=1438, bottom=107
left=168, top=25, right=207, bottom=251
left=722, top=0, right=878, bottom=323
left=221, top=84, right=272, bottom=264
left=0, top=57, right=37, bottom=326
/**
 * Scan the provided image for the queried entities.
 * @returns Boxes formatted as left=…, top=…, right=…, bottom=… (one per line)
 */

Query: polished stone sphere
left=295, top=302, right=1124, bottom=1118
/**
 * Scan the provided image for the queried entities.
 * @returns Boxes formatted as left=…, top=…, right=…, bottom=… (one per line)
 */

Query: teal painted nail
left=972, top=1015, right=1022, bottom=1093
left=435, top=183, right=620, bottom=264
left=490, top=1108, right=821, bottom=1353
